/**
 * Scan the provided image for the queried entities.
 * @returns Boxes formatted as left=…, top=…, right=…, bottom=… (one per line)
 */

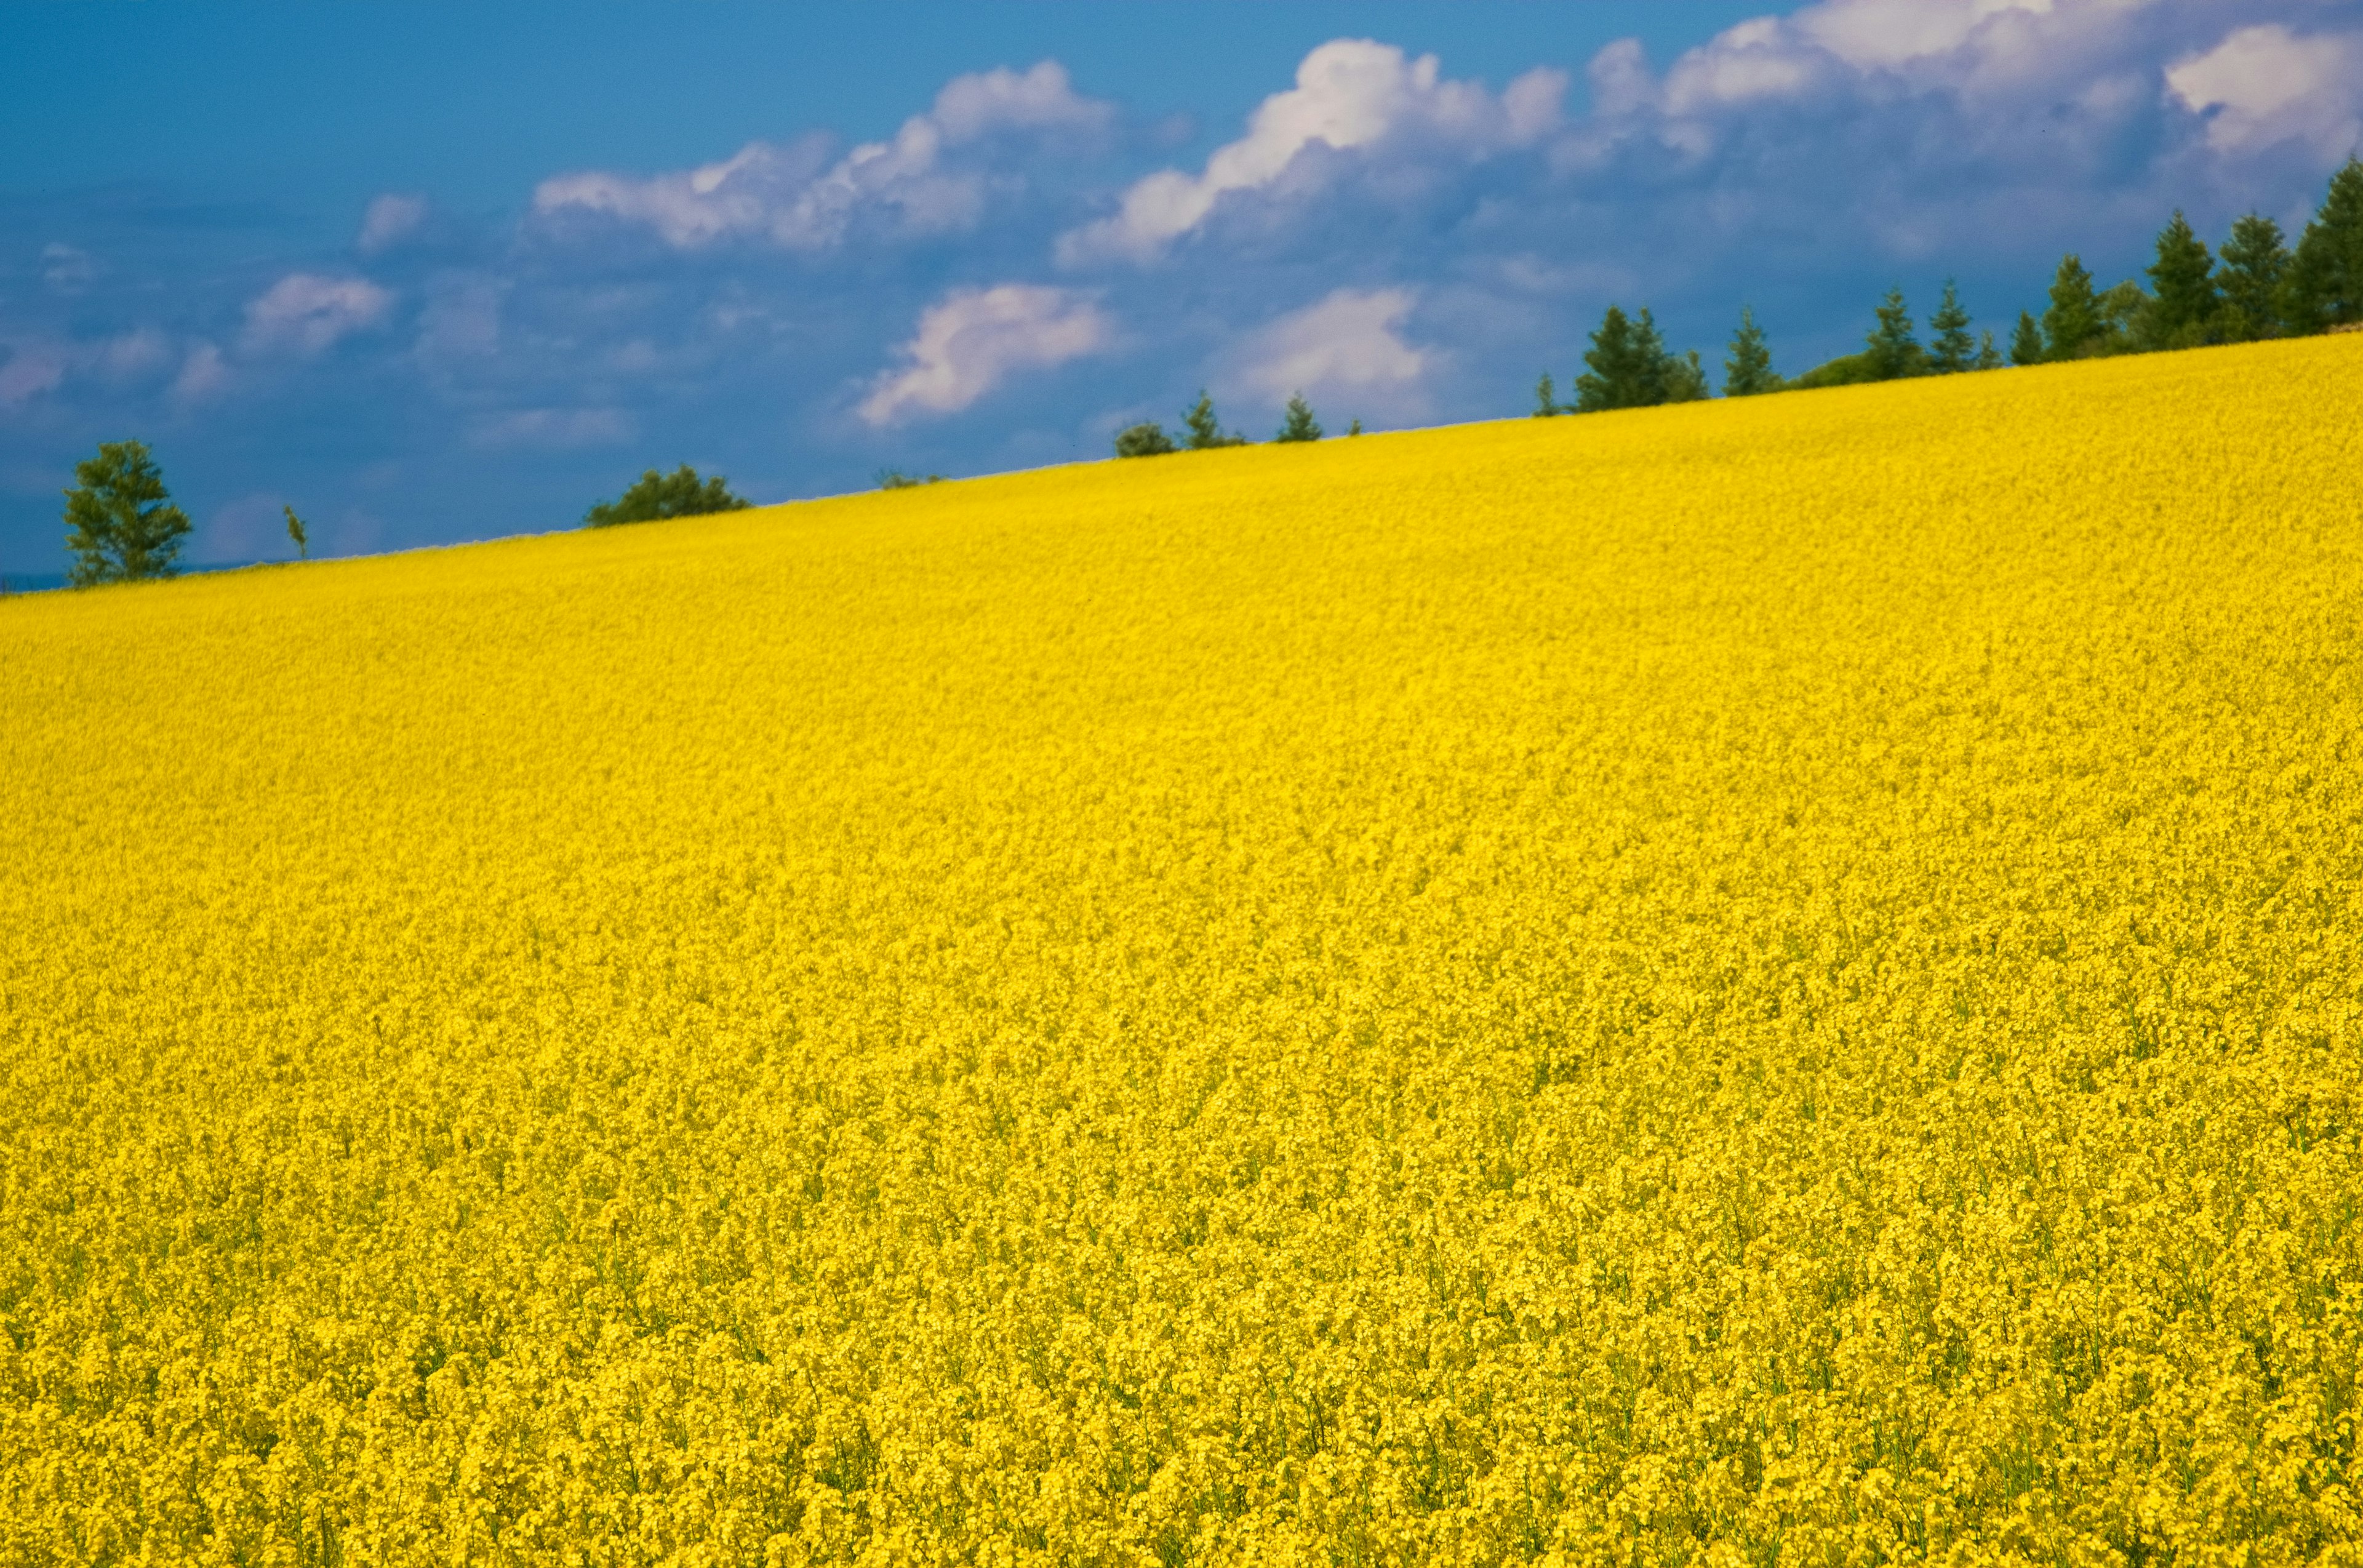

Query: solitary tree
left=1114, top=422, right=1177, bottom=457
left=1724, top=306, right=1780, bottom=396
left=1275, top=393, right=1323, bottom=443
left=2217, top=212, right=2291, bottom=341
left=1533, top=371, right=1559, bottom=417
left=284, top=505, right=309, bottom=561
left=2284, top=156, right=2363, bottom=334
left=2042, top=254, right=2101, bottom=360
left=1346, top=418, right=1363, bottom=436
left=2147, top=210, right=2219, bottom=347
left=63, top=440, right=190, bottom=586
left=2009, top=310, right=2046, bottom=366
left=584, top=465, right=748, bottom=528
left=1927, top=281, right=1975, bottom=374
left=1181, top=391, right=1247, bottom=449
left=1864, top=287, right=1923, bottom=380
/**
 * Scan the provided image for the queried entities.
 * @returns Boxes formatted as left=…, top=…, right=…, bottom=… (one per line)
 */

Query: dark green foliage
left=284, top=505, right=309, bottom=561
left=2217, top=212, right=2290, bottom=341
left=1665, top=349, right=1711, bottom=403
left=1723, top=306, right=1781, bottom=396
left=1114, top=423, right=1177, bottom=458
left=1573, top=305, right=1687, bottom=411
left=1181, top=391, right=1248, bottom=449
left=876, top=469, right=945, bottom=489
left=2095, top=279, right=2151, bottom=355
left=2010, top=311, right=2045, bottom=366
left=1975, top=330, right=2002, bottom=370
left=1533, top=371, right=1559, bottom=417
left=2042, top=254, right=2102, bottom=361
left=63, top=440, right=190, bottom=586
left=2146, top=210, right=2218, bottom=347
left=584, top=465, right=748, bottom=529
left=1346, top=418, right=1363, bottom=436
left=1788, top=352, right=1878, bottom=391
left=1274, top=393, right=1323, bottom=443
left=1927, top=281, right=1975, bottom=374
left=2284, top=156, right=2363, bottom=333
left=1865, top=287, right=1925, bottom=380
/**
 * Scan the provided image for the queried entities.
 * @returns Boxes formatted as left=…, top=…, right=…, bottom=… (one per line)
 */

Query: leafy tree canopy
left=584, top=466, right=749, bottom=529
left=1114, top=423, right=1177, bottom=458
left=63, top=439, right=190, bottom=587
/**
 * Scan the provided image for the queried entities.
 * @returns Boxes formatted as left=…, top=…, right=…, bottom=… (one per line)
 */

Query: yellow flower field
left=3, top=337, right=2361, bottom=1566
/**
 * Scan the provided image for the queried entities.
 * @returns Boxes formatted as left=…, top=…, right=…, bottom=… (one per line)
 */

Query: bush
left=878, top=469, right=945, bottom=490
left=584, top=466, right=748, bottom=529
left=1115, top=423, right=1178, bottom=458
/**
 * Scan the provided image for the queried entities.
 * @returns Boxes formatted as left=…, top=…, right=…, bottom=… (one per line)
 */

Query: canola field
left=4, top=337, right=2362, bottom=1566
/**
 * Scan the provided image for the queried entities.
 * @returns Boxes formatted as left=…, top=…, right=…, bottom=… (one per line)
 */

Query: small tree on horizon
left=1114, top=423, right=1177, bottom=457
left=584, top=465, right=748, bottom=528
left=1724, top=306, right=1780, bottom=396
left=2148, top=210, right=2219, bottom=348
left=1275, top=393, right=1323, bottom=443
left=2009, top=310, right=2045, bottom=366
left=63, top=440, right=190, bottom=587
left=1864, top=286, right=1923, bottom=380
left=2217, top=212, right=2291, bottom=341
left=1927, top=281, right=1975, bottom=374
left=1573, top=305, right=1682, bottom=411
left=2283, top=155, right=2363, bottom=334
left=2042, top=254, right=2102, bottom=360
left=284, top=505, right=309, bottom=561
left=1533, top=371, right=1559, bottom=416
left=1181, top=391, right=1247, bottom=449
left=1975, top=329, right=2002, bottom=370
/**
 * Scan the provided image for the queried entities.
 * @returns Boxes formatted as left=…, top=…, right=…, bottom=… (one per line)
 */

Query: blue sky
left=4, top=1, right=2359, bottom=575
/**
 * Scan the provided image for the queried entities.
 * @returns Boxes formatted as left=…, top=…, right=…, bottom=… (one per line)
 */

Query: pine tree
left=1724, top=306, right=1780, bottom=396
left=2216, top=212, right=2290, bottom=342
left=2283, top=156, right=2363, bottom=334
left=1533, top=371, right=1559, bottom=417
left=1275, top=393, right=1322, bottom=443
left=1927, top=280, right=1975, bottom=374
left=2042, top=254, right=2101, bottom=360
left=1975, top=330, right=2002, bottom=370
left=62, top=439, right=190, bottom=586
left=1864, top=287, right=1922, bottom=380
left=1346, top=418, right=1362, bottom=436
left=2009, top=311, right=2045, bottom=366
left=1665, top=350, right=1710, bottom=403
left=2146, top=210, right=2218, bottom=346
left=1631, top=309, right=1674, bottom=406
left=284, top=505, right=309, bottom=561
left=1180, top=391, right=1246, bottom=449
left=1573, top=305, right=1643, bottom=412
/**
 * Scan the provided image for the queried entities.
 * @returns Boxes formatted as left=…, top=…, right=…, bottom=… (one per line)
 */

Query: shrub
left=584, top=466, right=748, bottom=529
left=1115, top=423, right=1178, bottom=458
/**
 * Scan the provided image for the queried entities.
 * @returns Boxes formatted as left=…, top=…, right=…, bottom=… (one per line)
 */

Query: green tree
left=1927, top=281, right=1975, bottom=374
left=1180, top=391, right=1247, bottom=449
left=63, top=440, right=190, bottom=586
left=1631, top=309, right=1675, bottom=406
left=1975, top=330, right=2002, bottom=370
left=2095, top=279, right=2151, bottom=354
left=1724, top=306, right=1781, bottom=396
left=2216, top=212, right=2290, bottom=341
left=2283, top=156, right=2363, bottom=334
left=1533, top=370, right=1559, bottom=417
left=1664, top=349, right=1711, bottom=403
left=2042, top=254, right=2103, bottom=360
left=284, top=505, right=309, bottom=561
left=1114, top=423, right=1177, bottom=457
left=1574, top=305, right=1685, bottom=411
left=1275, top=393, right=1323, bottom=443
left=1864, top=287, right=1924, bottom=380
left=584, top=465, right=748, bottom=528
left=2146, top=210, right=2218, bottom=347
left=1346, top=418, right=1363, bottom=436
left=2009, top=310, right=2045, bottom=366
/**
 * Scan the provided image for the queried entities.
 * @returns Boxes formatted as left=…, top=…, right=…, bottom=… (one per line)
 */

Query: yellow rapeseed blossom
left=2, top=337, right=2361, bottom=1566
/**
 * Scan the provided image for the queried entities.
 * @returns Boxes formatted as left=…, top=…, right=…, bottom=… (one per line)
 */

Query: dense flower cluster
left=2, top=337, right=2359, bottom=1565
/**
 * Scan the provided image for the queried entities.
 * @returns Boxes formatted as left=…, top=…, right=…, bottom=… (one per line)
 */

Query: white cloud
left=535, top=61, right=1111, bottom=250
left=42, top=243, right=98, bottom=293
left=1234, top=287, right=1429, bottom=410
left=242, top=273, right=395, bottom=354
left=172, top=342, right=230, bottom=404
left=858, top=284, right=1113, bottom=426
left=1058, top=40, right=1566, bottom=264
left=470, top=407, right=637, bottom=450
left=2166, top=24, right=2363, bottom=158
left=358, top=193, right=430, bottom=254
left=0, top=344, right=66, bottom=407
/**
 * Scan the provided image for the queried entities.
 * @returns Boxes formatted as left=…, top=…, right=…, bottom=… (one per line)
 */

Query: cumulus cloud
left=2166, top=24, right=2363, bottom=158
left=0, top=344, right=66, bottom=407
left=41, top=244, right=98, bottom=294
left=358, top=193, right=430, bottom=254
left=172, top=342, right=230, bottom=404
left=536, top=61, right=1112, bottom=250
left=470, top=407, right=637, bottom=450
left=1060, top=41, right=1565, bottom=263
left=858, top=284, right=1113, bottom=426
left=1234, top=288, right=1429, bottom=412
left=242, top=274, right=395, bottom=355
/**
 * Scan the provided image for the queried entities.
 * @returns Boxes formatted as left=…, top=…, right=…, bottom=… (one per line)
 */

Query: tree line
left=1537, top=156, right=2363, bottom=412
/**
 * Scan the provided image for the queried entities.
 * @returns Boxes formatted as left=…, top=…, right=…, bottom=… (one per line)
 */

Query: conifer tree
left=2284, top=156, right=2363, bottom=334
left=1724, top=306, right=1780, bottom=396
left=1533, top=372, right=1559, bottom=417
left=2216, top=212, right=2290, bottom=342
left=1573, top=305, right=1642, bottom=412
left=62, top=439, right=190, bottom=586
left=2147, top=210, right=2218, bottom=346
left=1181, top=391, right=1247, bottom=449
left=1275, top=393, right=1322, bottom=443
left=2009, top=311, right=2045, bottom=366
left=2042, top=254, right=2101, bottom=360
left=1927, top=280, right=1975, bottom=374
left=284, top=505, right=309, bottom=561
left=1665, top=349, right=1710, bottom=402
left=1865, top=287, right=1923, bottom=380
left=1631, top=309, right=1674, bottom=406
left=1975, top=330, right=2002, bottom=370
